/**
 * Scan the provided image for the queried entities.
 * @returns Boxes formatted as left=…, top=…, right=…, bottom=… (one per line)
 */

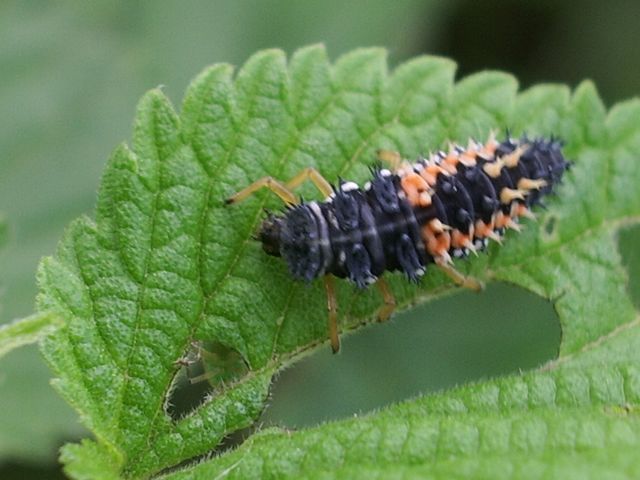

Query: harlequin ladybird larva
left=226, top=132, right=570, bottom=352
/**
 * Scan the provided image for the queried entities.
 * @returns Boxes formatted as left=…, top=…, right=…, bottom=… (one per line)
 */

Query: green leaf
left=35, top=46, right=640, bottom=478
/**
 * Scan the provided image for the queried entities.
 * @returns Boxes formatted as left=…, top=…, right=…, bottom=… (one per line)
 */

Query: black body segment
left=258, top=134, right=570, bottom=288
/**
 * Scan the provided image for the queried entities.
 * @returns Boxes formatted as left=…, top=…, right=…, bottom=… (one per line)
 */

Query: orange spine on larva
left=393, top=132, right=569, bottom=265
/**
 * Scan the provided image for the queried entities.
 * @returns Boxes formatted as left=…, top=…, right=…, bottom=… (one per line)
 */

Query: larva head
left=259, top=206, right=324, bottom=282
left=258, top=213, right=283, bottom=257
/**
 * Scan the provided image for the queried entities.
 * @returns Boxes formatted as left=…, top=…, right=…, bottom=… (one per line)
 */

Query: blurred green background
left=1, top=0, right=639, bottom=477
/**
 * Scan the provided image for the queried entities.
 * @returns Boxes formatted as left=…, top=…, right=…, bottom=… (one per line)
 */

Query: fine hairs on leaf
left=18, top=45, right=640, bottom=478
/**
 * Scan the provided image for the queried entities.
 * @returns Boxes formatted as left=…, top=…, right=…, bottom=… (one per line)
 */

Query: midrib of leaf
left=268, top=52, right=387, bottom=356
left=272, top=53, right=461, bottom=357
left=188, top=50, right=339, bottom=362
left=230, top=51, right=373, bottom=360
left=116, top=96, right=170, bottom=451
left=181, top=47, right=453, bottom=365
left=270, top=63, right=518, bottom=357
left=125, top=47, right=392, bottom=473
left=172, top=61, right=550, bottom=471
left=130, top=54, right=296, bottom=468
left=157, top=54, right=639, bottom=477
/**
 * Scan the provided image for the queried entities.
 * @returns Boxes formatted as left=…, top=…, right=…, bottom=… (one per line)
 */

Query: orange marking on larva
left=515, top=204, right=536, bottom=220
left=496, top=210, right=521, bottom=231
left=422, top=221, right=451, bottom=260
left=500, top=187, right=526, bottom=204
left=459, top=152, right=477, bottom=166
left=451, top=228, right=475, bottom=249
left=430, top=218, right=451, bottom=233
left=483, top=159, right=504, bottom=178
left=420, top=169, right=437, bottom=186
left=421, top=164, right=446, bottom=187
left=419, top=191, right=432, bottom=207
left=453, top=230, right=477, bottom=255
left=441, top=157, right=458, bottom=175
left=495, top=211, right=510, bottom=229
left=483, top=141, right=498, bottom=156
left=517, top=177, right=547, bottom=191
left=503, top=146, right=525, bottom=168
left=400, top=172, right=430, bottom=207
left=506, top=218, right=522, bottom=232
left=474, top=218, right=495, bottom=238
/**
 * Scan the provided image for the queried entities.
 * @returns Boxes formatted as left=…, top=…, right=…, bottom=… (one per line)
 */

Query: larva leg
left=284, top=167, right=333, bottom=197
left=188, top=368, right=214, bottom=385
left=376, top=149, right=403, bottom=170
left=436, top=260, right=484, bottom=292
left=225, top=167, right=333, bottom=205
left=375, top=277, right=397, bottom=322
left=324, top=274, right=340, bottom=353
left=225, top=176, right=298, bottom=205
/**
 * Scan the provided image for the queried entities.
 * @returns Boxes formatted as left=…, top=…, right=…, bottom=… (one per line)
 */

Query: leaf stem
left=0, top=310, right=61, bottom=358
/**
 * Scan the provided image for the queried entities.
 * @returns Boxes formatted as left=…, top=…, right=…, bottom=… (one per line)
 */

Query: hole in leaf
left=618, top=224, right=640, bottom=309
left=166, top=341, right=249, bottom=421
left=261, top=282, right=560, bottom=429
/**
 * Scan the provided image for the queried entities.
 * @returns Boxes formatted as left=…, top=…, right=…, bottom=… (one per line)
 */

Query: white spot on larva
left=453, top=248, right=464, bottom=258
left=413, top=163, right=423, bottom=172
left=380, top=169, right=392, bottom=177
left=364, top=181, right=372, bottom=191
left=339, top=251, right=346, bottom=264
left=341, top=181, right=359, bottom=192
left=416, top=267, right=426, bottom=277
left=474, top=239, right=483, bottom=250
left=327, top=210, right=340, bottom=229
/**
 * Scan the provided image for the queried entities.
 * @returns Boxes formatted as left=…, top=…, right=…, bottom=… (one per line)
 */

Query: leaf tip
left=572, top=79, right=606, bottom=112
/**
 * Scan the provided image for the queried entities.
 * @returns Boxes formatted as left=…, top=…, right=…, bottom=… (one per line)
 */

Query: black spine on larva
left=495, top=136, right=569, bottom=207
left=457, top=164, right=499, bottom=224
left=274, top=172, right=428, bottom=286
left=435, top=174, right=475, bottom=234
left=263, top=134, right=569, bottom=287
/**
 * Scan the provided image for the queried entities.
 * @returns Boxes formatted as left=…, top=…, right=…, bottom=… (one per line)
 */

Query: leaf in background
left=36, top=46, right=640, bottom=478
